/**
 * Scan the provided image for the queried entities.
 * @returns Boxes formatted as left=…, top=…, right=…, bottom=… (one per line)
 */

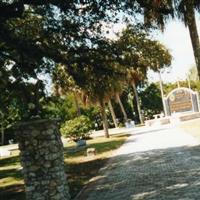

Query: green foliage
left=118, top=25, right=172, bottom=70
left=60, top=115, right=92, bottom=141
left=42, top=95, right=78, bottom=123
left=139, top=83, right=162, bottom=119
left=163, top=80, right=200, bottom=95
left=81, top=106, right=102, bottom=129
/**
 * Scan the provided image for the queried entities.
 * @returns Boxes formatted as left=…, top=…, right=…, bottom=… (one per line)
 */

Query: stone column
left=16, top=119, right=70, bottom=200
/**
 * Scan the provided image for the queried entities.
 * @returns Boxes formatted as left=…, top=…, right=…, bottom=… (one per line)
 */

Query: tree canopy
left=0, top=0, right=172, bottom=123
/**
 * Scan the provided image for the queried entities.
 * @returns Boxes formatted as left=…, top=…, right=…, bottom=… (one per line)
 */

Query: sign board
left=168, top=89, right=192, bottom=113
left=164, top=87, right=199, bottom=116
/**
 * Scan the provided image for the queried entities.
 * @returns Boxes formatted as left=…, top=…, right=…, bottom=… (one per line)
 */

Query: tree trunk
left=0, top=112, right=4, bottom=145
left=99, top=101, right=109, bottom=138
left=132, top=82, right=143, bottom=124
left=116, top=94, right=128, bottom=122
left=73, top=92, right=81, bottom=116
left=108, top=100, right=118, bottom=128
left=1, top=126, right=4, bottom=145
left=185, top=3, right=200, bottom=80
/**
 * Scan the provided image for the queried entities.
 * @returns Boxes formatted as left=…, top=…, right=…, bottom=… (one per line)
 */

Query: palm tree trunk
left=116, top=94, right=128, bottom=122
left=132, top=82, right=143, bottom=124
left=108, top=100, right=118, bottom=128
left=73, top=92, right=81, bottom=116
left=99, top=100, right=109, bottom=138
left=0, top=112, right=4, bottom=145
left=1, top=126, right=4, bottom=145
left=185, top=3, right=200, bottom=79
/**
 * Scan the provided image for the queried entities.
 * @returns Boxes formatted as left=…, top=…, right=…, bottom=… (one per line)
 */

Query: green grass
left=0, top=133, right=129, bottom=199
left=180, top=119, right=200, bottom=141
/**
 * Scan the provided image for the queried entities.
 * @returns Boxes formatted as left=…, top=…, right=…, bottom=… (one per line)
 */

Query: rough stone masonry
left=16, top=119, right=70, bottom=200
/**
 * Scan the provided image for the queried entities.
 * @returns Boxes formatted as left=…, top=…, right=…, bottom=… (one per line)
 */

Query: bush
left=60, top=115, right=92, bottom=141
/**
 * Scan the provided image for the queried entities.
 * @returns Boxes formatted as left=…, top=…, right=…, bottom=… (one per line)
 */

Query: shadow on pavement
left=76, top=144, right=200, bottom=200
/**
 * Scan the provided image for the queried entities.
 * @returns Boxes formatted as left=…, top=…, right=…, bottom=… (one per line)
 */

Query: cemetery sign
left=164, top=87, right=200, bottom=116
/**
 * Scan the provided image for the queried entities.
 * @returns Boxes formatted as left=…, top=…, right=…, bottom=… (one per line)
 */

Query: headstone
left=125, top=120, right=135, bottom=128
left=87, top=148, right=96, bottom=156
left=76, top=139, right=86, bottom=147
left=164, top=87, right=200, bottom=116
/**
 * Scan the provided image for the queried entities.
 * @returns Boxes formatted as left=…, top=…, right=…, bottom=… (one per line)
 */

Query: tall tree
left=53, top=64, right=82, bottom=116
left=126, top=67, right=147, bottom=124
left=116, top=25, right=172, bottom=122
left=108, top=100, right=118, bottom=128
left=116, top=93, right=128, bottom=122
left=142, top=0, right=200, bottom=79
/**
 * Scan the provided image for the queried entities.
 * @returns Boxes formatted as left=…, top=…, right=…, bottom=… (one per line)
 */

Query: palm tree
left=126, top=68, right=146, bottom=124
left=142, top=0, right=200, bottom=78
left=108, top=100, right=118, bottom=128
left=80, top=87, right=111, bottom=138
left=117, top=25, right=171, bottom=124
left=73, top=92, right=81, bottom=116
left=107, top=75, right=129, bottom=123
left=99, top=99, right=110, bottom=138
left=116, top=93, right=128, bottom=122
left=53, top=64, right=82, bottom=117
left=0, top=111, right=4, bottom=145
left=177, top=0, right=200, bottom=78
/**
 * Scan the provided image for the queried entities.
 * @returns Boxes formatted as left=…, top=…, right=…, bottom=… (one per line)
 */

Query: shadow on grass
left=64, top=134, right=130, bottom=158
left=0, top=184, right=25, bottom=200
left=0, top=156, right=110, bottom=200
left=0, top=134, right=129, bottom=200
left=110, top=133, right=131, bottom=138
left=66, top=158, right=110, bottom=199
left=0, top=168, right=23, bottom=179
left=0, top=155, right=20, bottom=167
left=0, top=159, right=24, bottom=200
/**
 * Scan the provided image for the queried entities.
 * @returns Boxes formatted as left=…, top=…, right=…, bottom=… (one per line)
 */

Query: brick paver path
left=77, top=125, right=200, bottom=200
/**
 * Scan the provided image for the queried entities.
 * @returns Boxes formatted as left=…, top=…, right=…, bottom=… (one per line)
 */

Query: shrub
left=60, top=115, right=92, bottom=141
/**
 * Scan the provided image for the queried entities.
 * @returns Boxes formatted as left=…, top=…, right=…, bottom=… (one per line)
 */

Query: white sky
left=148, top=16, right=200, bottom=83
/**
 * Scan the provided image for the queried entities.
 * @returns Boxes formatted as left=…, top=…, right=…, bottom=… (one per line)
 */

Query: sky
left=148, top=17, right=200, bottom=83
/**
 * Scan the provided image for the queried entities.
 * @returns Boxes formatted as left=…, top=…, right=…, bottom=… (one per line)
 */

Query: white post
left=196, top=92, right=200, bottom=112
left=191, top=92, right=195, bottom=112
left=187, top=77, right=191, bottom=89
left=177, top=79, right=180, bottom=88
left=158, top=70, right=167, bottom=116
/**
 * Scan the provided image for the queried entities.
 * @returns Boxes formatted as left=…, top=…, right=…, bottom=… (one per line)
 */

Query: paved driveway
left=76, top=125, right=200, bottom=200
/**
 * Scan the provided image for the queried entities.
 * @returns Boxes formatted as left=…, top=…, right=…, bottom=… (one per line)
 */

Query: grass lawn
left=0, top=133, right=130, bottom=199
left=180, top=118, right=200, bottom=141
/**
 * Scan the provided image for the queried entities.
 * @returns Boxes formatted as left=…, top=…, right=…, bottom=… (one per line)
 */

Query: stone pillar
left=16, top=119, right=70, bottom=200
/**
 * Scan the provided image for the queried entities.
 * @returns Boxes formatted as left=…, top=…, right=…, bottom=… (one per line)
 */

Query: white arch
left=166, top=87, right=195, bottom=99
